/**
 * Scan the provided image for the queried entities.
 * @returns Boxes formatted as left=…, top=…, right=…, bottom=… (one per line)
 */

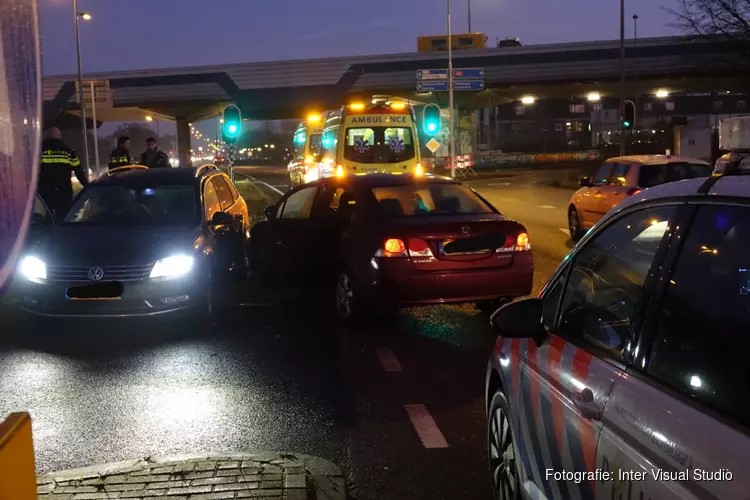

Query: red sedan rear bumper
left=360, top=253, right=533, bottom=306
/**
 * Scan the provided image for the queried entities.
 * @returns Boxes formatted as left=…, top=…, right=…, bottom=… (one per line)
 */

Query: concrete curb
left=38, top=451, right=347, bottom=499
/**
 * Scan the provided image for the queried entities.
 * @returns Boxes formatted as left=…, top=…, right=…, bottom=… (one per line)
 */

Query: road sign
left=417, top=69, right=449, bottom=80
left=453, top=68, right=484, bottom=79
left=425, top=138, right=441, bottom=153
left=453, top=80, right=485, bottom=91
left=417, top=81, right=450, bottom=92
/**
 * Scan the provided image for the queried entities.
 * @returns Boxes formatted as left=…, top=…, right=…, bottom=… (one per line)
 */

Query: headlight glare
left=20, top=256, right=46, bottom=280
left=150, top=255, right=194, bottom=279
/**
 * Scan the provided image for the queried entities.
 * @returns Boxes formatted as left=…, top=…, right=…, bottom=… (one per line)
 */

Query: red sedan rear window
left=371, top=183, right=494, bottom=217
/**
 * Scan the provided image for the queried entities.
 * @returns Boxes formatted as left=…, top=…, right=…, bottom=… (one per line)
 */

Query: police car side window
left=647, top=204, right=750, bottom=428
left=542, top=267, right=567, bottom=327
left=203, top=180, right=222, bottom=221
left=558, top=206, right=675, bottom=359
left=212, top=175, right=235, bottom=211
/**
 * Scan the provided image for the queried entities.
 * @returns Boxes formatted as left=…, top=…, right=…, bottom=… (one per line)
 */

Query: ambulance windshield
left=344, top=127, right=415, bottom=163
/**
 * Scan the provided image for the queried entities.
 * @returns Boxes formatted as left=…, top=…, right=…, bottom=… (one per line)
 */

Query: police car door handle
left=573, top=388, right=602, bottom=420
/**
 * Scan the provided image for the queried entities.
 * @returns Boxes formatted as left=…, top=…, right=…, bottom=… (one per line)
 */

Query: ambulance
left=318, top=98, right=424, bottom=178
left=288, top=112, right=327, bottom=187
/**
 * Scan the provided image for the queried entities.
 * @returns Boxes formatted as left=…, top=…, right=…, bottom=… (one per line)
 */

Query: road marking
left=488, top=182, right=511, bottom=187
left=258, top=181, right=285, bottom=195
left=539, top=205, right=557, bottom=209
left=559, top=228, right=571, bottom=236
left=404, top=404, right=449, bottom=449
left=376, top=347, right=403, bottom=372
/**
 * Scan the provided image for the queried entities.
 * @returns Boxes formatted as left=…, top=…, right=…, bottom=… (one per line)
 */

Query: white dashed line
left=559, top=228, right=571, bottom=236
left=376, top=347, right=403, bottom=372
left=539, top=205, right=557, bottom=209
left=488, top=182, right=511, bottom=187
left=404, top=404, right=449, bottom=449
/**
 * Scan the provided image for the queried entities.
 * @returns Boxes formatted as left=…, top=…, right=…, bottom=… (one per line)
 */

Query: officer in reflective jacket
left=108, top=136, right=132, bottom=169
left=39, top=127, right=89, bottom=219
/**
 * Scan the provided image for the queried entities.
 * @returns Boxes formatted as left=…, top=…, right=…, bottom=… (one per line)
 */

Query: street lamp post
left=468, top=0, right=471, bottom=32
left=146, top=115, right=160, bottom=139
left=73, top=1, right=91, bottom=172
left=448, top=0, right=456, bottom=178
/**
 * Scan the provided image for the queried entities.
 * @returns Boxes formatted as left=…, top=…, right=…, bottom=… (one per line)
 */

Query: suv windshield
left=64, top=185, right=199, bottom=225
left=344, top=127, right=415, bottom=164
left=371, top=183, right=494, bottom=217
left=638, top=162, right=710, bottom=188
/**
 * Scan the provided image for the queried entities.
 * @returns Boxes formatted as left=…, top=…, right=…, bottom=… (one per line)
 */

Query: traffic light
left=623, top=101, right=635, bottom=130
left=222, top=105, right=242, bottom=144
left=423, top=104, right=441, bottom=136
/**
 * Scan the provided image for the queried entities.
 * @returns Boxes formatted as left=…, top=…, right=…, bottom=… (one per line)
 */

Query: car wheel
left=568, top=207, right=584, bottom=242
left=335, top=271, right=362, bottom=325
left=488, top=390, right=521, bottom=500
left=476, top=298, right=510, bottom=315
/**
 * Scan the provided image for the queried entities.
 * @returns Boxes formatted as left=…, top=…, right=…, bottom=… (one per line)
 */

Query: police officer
left=39, top=127, right=89, bottom=220
left=108, top=136, right=132, bottom=169
left=140, top=137, right=170, bottom=168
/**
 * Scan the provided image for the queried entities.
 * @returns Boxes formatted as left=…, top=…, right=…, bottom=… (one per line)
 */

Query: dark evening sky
left=40, top=0, right=680, bottom=76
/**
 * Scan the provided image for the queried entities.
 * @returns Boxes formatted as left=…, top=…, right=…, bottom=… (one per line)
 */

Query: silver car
left=486, top=168, right=750, bottom=499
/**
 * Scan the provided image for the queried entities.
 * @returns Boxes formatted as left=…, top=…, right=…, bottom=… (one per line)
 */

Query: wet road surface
left=0, top=166, right=576, bottom=500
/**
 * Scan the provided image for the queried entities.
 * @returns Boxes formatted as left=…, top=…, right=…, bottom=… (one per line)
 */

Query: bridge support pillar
left=176, top=118, right=191, bottom=168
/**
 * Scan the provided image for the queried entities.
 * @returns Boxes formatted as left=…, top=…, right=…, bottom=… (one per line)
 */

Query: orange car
left=568, top=155, right=711, bottom=240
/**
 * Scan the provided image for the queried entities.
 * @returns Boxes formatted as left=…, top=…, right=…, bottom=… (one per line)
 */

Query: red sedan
left=250, top=173, right=533, bottom=322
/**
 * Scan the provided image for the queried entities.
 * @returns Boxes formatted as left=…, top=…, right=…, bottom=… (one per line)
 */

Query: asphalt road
left=0, top=165, right=577, bottom=500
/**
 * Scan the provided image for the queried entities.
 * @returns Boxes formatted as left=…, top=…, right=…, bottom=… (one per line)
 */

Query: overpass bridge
left=43, top=35, right=743, bottom=164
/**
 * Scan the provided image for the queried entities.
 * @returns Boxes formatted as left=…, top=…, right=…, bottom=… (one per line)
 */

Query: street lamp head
left=520, top=95, right=535, bottom=105
left=145, top=116, right=153, bottom=122
left=78, top=12, right=92, bottom=20
left=656, top=89, right=669, bottom=99
left=587, top=92, right=601, bottom=102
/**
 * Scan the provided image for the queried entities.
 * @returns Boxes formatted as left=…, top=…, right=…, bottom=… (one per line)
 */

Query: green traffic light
left=427, top=122, right=437, bottom=132
left=227, top=124, right=238, bottom=134
left=624, top=121, right=631, bottom=128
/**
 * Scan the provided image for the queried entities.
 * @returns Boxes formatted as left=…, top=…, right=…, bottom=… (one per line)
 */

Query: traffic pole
left=448, top=0, right=456, bottom=178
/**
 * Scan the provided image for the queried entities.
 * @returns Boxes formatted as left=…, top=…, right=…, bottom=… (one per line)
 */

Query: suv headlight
left=20, top=256, right=46, bottom=280
left=150, top=255, right=194, bottom=279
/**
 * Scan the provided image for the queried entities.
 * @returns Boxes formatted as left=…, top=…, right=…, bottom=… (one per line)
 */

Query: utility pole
left=73, top=0, right=90, bottom=172
left=619, top=0, right=626, bottom=155
left=468, top=0, right=472, bottom=32
left=448, top=0, right=456, bottom=178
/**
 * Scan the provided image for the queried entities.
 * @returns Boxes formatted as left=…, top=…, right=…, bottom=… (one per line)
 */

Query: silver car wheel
left=489, top=405, right=518, bottom=500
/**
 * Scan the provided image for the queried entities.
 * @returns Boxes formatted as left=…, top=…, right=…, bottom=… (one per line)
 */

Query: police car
left=485, top=116, right=750, bottom=500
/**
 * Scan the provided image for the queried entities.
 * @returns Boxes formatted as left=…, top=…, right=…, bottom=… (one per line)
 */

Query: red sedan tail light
left=496, top=231, right=531, bottom=253
left=375, top=237, right=434, bottom=258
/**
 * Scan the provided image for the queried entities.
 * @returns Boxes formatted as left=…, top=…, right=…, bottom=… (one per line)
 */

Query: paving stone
left=165, top=485, right=212, bottom=495
left=183, top=471, right=214, bottom=480
left=286, top=490, right=308, bottom=500
left=284, top=474, right=306, bottom=489
left=214, top=482, right=259, bottom=492
left=191, top=476, right=236, bottom=486
left=193, top=462, right=218, bottom=472
left=127, top=474, right=170, bottom=483
left=215, top=468, right=244, bottom=477
left=71, top=493, right=118, bottom=499
left=284, top=467, right=305, bottom=475
left=103, top=475, right=129, bottom=484
left=120, top=490, right=167, bottom=498
left=145, top=480, right=190, bottom=489
left=57, top=486, right=98, bottom=493
left=239, top=467, right=261, bottom=475
left=236, top=490, right=283, bottom=498
left=188, top=493, right=236, bottom=500
left=261, top=465, right=283, bottom=474
left=241, top=460, right=262, bottom=469
left=259, top=480, right=282, bottom=489
left=218, top=460, right=241, bottom=469
left=104, top=482, right=146, bottom=491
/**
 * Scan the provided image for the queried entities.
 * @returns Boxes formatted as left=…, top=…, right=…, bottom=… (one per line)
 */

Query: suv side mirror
left=209, top=211, right=233, bottom=226
left=490, top=298, right=546, bottom=343
left=580, top=177, right=592, bottom=187
left=264, top=205, right=277, bottom=220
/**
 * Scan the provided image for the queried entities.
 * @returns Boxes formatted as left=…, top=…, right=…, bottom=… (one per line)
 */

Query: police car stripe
left=559, top=342, right=588, bottom=500
left=510, top=338, right=521, bottom=399
left=517, top=341, right=556, bottom=500
left=547, top=336, right=568, bottom=453
left=571, top=348, right=597, bottom=500
left=532, top=342, right=569, bottom=500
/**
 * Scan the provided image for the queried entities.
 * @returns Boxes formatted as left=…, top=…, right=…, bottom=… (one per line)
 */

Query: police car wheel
left=488, top=390, right=521, bottom=500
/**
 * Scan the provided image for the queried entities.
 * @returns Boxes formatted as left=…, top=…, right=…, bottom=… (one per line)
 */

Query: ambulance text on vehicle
left=288, top=112, right=327, bottom=186
left=320, top=100, right=423, bottom=177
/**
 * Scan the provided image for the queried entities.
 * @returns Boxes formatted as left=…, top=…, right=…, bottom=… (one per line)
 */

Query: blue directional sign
left=453, top=80, right=485, bottom=91
left=453, top=68, right=484, bottom=79
left=418, top=81, right=450, bottom=92
left=417, top=69, right=449, bottom=80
